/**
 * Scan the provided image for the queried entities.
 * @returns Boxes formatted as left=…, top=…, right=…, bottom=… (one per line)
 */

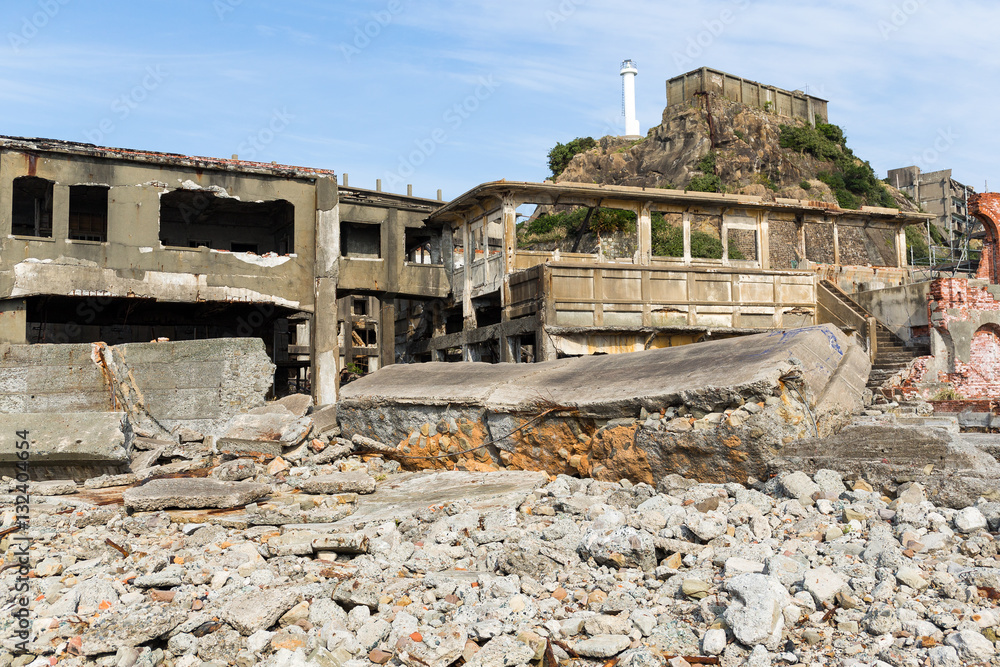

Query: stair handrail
left=816, top=280, right=875, bottom=361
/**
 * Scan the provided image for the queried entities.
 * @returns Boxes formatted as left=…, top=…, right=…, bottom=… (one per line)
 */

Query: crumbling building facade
left=0, top=136, right=447, bottom=405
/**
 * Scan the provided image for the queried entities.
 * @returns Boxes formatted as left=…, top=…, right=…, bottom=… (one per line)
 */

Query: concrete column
left=461, top=218, right=476, bottom=362
left=312, top=279, right=339, bottom=405
left=759, top=212, right=770, bottom=269
left=461, top=219, right=474, bottom=329
left=52, top=185, right=69, bottom=242
left=896, top=227, right=908, bottom=267
left=312, top=177, right=340, bottom=406
left=721, top=222, right=729, bottom=265
left=832, top=221, right=840, bottom=265
left=682, top=212, right=692, bottom=265
left=0, top=299, right=27, bottom=344
left=501, top=192, right=516, bottom=275
left=797, top=222, right=807, bottom=265
left=637, top=203, right=652, bottom=265
left=379, top=296, right=396, bottom=368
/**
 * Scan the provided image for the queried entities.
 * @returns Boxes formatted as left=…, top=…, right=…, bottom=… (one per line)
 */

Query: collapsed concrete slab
left=332, top=470, right=548, bottom=526
left=769, top=415, right=1000, bottom=508
left=0, top=412, right=129, bottom=480
left=123, top=478, right=271, bottom=511
left=0, top=338, right=275, bottom=437
left=339, top=325, right=869, bottom=484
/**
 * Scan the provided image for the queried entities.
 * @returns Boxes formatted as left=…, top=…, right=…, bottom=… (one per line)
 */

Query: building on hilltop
left=666, top=67, right=828, bottom=126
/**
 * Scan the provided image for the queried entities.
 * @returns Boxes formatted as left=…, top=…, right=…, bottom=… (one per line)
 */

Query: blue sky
left=1, top=0, right=996, bottom=199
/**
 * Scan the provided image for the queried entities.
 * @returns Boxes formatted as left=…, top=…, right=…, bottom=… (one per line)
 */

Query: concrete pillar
left=379, top=296, right=396, bottom=368
left=312, top=177, right=340, bottom=406
left=637, top=203, right=652, bottom=265
left=896, top=226, right=908, bottom=267
left=461, top=218, right=476, bottom=362
left=721, top=221, right=729, bottom=265
left=832, top=221, right=840, bottom=265
left=0, top=299, right=27, bottom=344
left=758, top=212, right=770, bottom=270
left=682, top=212, right=692, bottom=265
left=797, top=222, right=807, bottom=265
left=501, top=192, right=516, bottom=275
left=52, top=185, right=69, bottom=242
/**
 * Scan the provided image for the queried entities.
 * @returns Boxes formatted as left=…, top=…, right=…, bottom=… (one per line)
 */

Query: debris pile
left=4, top=449, right=1000, bottom=667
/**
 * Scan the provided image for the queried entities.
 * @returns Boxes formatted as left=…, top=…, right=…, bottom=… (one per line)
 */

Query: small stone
left=574, top=634, right=630, bottom=658
left=370, top=649, right=393, bottom=664
left=955, top=507, right=988, bottom=533
left=701, top=628, right=726, bottom=656
left=681, top=579, right=711, bottom=600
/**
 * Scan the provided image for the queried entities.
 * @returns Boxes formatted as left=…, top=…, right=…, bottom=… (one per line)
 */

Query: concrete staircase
left=818, top=280, right=930, bottom=391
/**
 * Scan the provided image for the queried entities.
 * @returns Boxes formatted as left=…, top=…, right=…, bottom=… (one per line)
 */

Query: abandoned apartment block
left=0, top=136, right=446, bottom=405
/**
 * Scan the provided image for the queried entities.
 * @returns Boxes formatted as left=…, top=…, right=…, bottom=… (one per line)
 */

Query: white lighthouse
left=620, top=59, right=640, bottom=139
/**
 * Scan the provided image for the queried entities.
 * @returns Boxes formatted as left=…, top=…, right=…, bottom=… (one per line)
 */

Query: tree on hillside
left=547, top=137, right=596, bottom=177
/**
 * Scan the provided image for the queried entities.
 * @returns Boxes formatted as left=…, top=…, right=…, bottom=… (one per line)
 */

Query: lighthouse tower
left=620, top=59, right=640, bottom=139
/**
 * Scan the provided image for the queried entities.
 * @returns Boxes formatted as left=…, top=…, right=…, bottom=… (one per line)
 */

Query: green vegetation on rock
left=547, top=137, right=597, bottom=177
left=779, top=119, right=894, bottom=210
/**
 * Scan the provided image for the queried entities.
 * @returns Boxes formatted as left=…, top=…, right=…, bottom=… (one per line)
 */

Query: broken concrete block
left=83, top=473, right=138, bottom=489
left=310, top=404, right=338, bottom=435
left=216, top=437, right=283, bottom=460
left=0, top=412, right=128, bottom=479
left=222, top=588, right=300, bottom=635
left=312, top=532, right=370, bottom=554
left=222, top=412, right=312, bottom=445
left=297, top=471, right=376, bottom=495
left=133, top=436, right=176, bottom=451
left=30, top=480, right=77, bottom=496
left=123, top=478, right=270, bottom=511
left=275, top=393, right=313, bottom=417
left=339, top=325, right=868, bottom=484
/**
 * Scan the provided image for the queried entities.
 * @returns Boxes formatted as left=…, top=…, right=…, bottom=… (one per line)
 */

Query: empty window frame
left=159, top=190, right=294, bottom=254
left=404, top=227, right=436, bottom=264
left=341, top=221, right=381, bottom=258
left=69, top=185, right=109, bottom=242
left=11, top=176, right=54, bottom=238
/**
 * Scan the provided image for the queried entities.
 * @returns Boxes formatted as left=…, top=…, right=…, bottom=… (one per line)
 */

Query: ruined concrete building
left=396, top=180, right=930, bottom=368
left=666, top=67, right=829, bottom=126
left=0, top=136, right=447, bottom=405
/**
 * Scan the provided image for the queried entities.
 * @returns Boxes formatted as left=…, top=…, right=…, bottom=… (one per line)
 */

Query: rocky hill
left=521, top=96, right=921, bottom=253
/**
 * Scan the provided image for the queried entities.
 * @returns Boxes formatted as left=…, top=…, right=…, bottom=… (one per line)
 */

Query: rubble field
left=4, top=428, right=1000, bottom=667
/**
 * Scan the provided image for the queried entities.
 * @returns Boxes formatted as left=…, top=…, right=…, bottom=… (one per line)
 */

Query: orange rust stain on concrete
left=393, top=418, right=498, bottom=473
left=722, top=435, right=742, bottom=448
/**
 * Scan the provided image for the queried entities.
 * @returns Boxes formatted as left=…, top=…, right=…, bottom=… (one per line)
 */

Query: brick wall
left=901, top=278, right=1000, bottom=399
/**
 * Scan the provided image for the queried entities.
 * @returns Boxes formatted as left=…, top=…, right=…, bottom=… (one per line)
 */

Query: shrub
left=547, top=137, right=597, bottom=177
left=800, top=180, right=812, bottom=190
left=687, top=174, right=723, bottom=193
left=697, top=151, right=716, bottom=174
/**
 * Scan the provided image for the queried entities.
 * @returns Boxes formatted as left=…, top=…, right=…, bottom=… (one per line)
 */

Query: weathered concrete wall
left=339, top=325, right=869, bottom=484
left=0, top=148, right=319, bottom=310
left=853, top=281, right=932, bottom=343
left=0, top=338, right=274, bottom=435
